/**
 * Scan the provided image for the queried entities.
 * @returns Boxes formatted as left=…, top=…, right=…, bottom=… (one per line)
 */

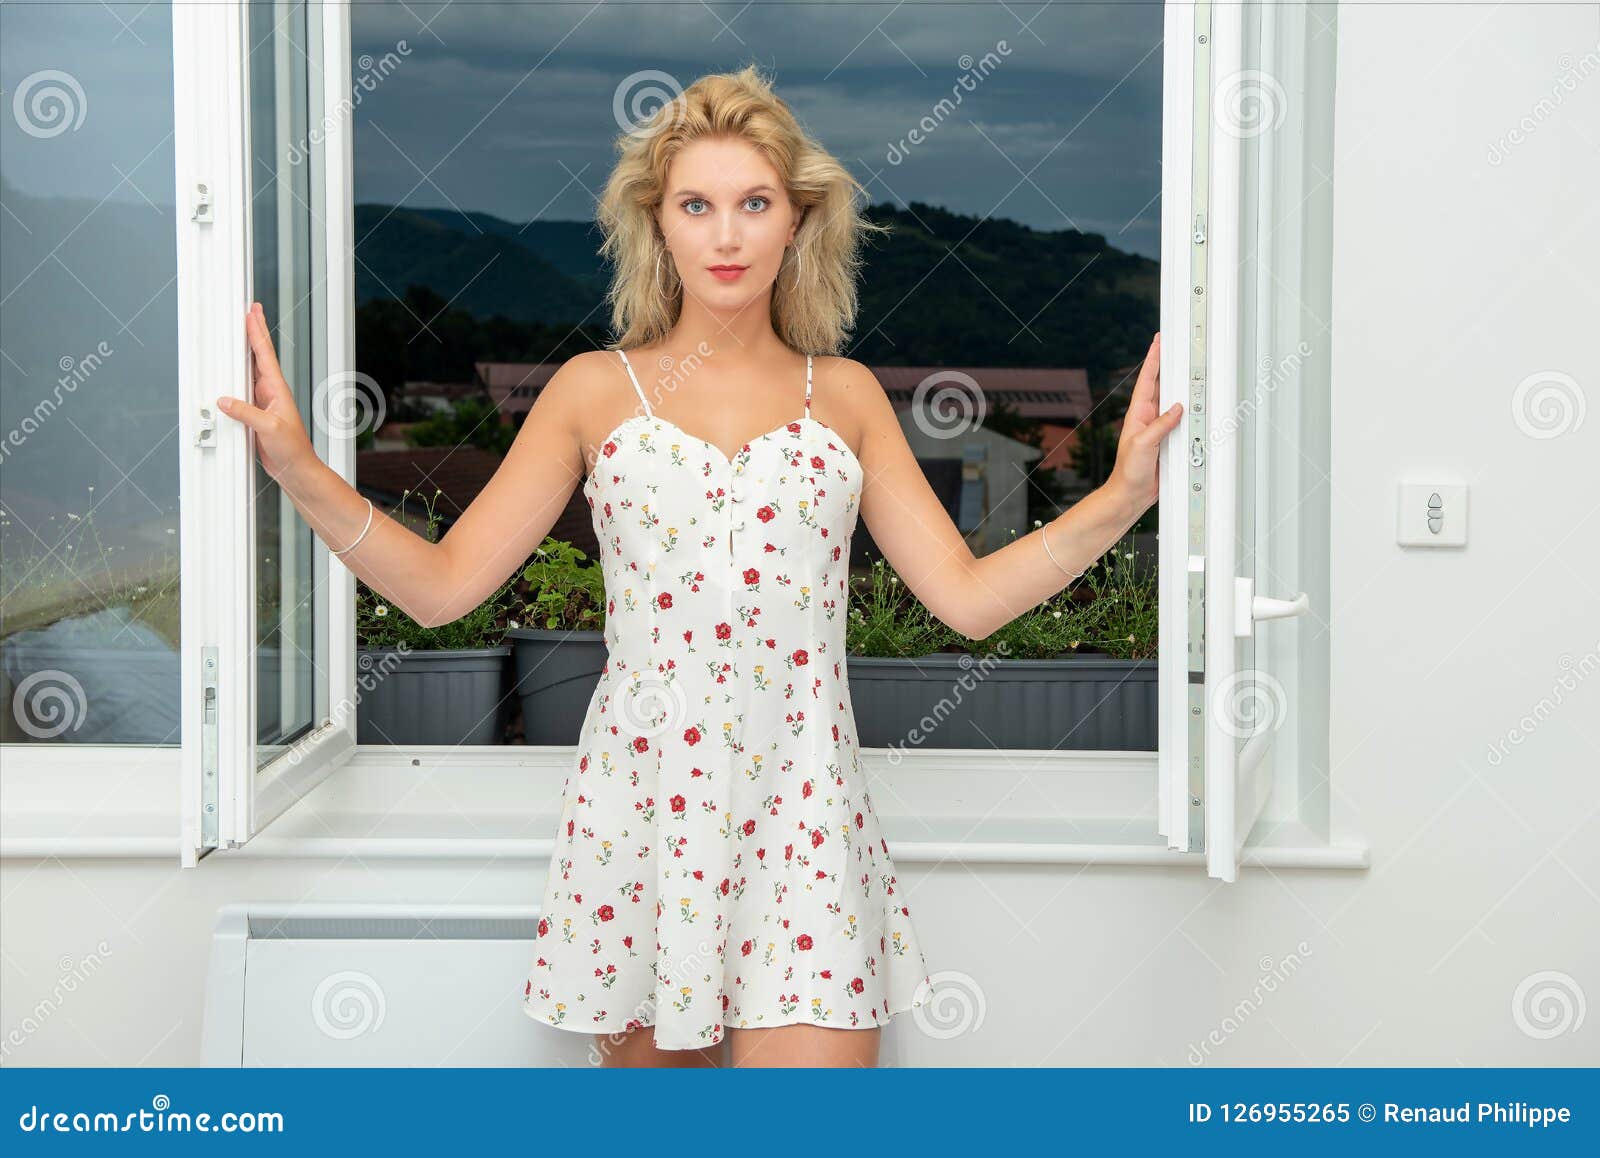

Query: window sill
left=0, top=743, right=1368, bottom=869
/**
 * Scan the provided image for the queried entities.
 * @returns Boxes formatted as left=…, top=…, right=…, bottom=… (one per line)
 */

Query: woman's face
left=656, top=135, right=799, bottom=312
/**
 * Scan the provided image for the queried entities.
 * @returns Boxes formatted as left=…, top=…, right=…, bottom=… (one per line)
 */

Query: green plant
left=355, top=490, right=518, bottom=649
left=844, top=557, right=963, bottom=658
left=513, top=537, right=606, bottom=632
left=845, top=533, right=1158, bottom=661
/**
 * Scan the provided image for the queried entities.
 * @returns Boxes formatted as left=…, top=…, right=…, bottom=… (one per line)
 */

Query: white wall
left=4, top=2, right=1599, bottom=1066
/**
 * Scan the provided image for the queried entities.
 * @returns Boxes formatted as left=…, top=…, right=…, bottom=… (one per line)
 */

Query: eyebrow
left=669, top=184, right=778, bottom=199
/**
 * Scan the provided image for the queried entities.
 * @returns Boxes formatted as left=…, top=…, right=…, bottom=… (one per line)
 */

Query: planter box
left=506, top=628, right=609, bottom=745
left=355, top=646, right=513, bottom=746
left=846, top=652, right=1157, bottom=751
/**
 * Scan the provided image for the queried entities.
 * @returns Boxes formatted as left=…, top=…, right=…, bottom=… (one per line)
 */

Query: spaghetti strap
left=803, top=354, right=813, bottom=418
left=615, top=349, right=652, bottom=417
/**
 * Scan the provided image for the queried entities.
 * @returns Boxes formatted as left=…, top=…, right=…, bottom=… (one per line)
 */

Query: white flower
left=375, top=605, right=389, bottom=617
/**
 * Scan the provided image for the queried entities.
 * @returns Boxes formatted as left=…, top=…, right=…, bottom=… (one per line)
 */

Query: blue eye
left=683, top=198, right=707, bottom=215
left=745, top=196, right=769, bottom=212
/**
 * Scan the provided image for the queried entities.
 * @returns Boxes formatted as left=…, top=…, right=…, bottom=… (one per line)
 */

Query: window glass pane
left=0, top=3, right=180, bottom=745
left=342, top=3, right=1165, bottom=750
left=248, top=0, right=325, bottom=764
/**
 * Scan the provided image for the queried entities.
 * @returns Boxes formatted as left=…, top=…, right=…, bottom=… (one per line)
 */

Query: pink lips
left=708, top=265, right=748, bottom=282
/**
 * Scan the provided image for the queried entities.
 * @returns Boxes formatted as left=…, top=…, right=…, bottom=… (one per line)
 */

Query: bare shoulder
left=542, top=347, right=628, bottom=409
left=812, top=355, right=895, bottom=445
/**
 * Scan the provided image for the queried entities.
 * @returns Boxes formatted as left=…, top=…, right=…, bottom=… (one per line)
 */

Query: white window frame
left=0, top=0, right=1364, bottom=879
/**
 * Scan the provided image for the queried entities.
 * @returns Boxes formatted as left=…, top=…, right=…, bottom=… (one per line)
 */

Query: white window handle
left=1234, top=577, right=1310, bottom=637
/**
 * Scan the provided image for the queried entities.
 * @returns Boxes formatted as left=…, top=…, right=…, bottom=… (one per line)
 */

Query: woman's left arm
left=853, top=333, right=1182, bottom=640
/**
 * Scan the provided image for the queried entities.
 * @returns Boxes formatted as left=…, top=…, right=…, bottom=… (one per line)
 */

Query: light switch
left=1397, top=482, right=1468, bottom=546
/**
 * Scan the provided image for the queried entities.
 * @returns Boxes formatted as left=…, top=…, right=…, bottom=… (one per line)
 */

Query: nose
left=714, top=208, right=741, bottom=251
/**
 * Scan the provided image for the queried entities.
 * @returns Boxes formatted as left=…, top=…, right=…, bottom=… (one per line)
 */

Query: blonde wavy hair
left=596, top=63, right=886, bottom=356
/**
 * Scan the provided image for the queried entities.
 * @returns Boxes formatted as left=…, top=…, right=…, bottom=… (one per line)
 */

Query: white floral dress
left=520, top=348, right=932, bottom=1050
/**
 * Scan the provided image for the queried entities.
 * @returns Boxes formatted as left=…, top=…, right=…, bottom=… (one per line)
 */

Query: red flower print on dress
left=742, top=819, right=757, bottom=836
left=715, top=622, right=732, bottom=640
left=793, top=648, right=809, bottom=666
left=670, top=794, right=686, bottom=813
left=756, top=505, right=776, bottom=523
left=602, top=441, right=618, bottom=457
left=810, top=455, right=826, bottom=470
left=743, top=567, right=760, bottom=586
left=796, top=934, right=814, bottom=950
left=657, top=592, right=673, bottom=609
left=632, top=736, right=650, bottom=754
left=683, top=726, right=702, bottom=745
left=597, top=904, right=615, bottom=922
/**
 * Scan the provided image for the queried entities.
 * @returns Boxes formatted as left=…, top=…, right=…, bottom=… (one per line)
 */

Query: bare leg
left=726, top=1024, right=881, bottom=1068
left=591, top=1026, right=724, bottom=1068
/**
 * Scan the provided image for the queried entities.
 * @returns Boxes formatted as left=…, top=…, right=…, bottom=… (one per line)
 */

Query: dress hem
left=520, top=990, right=930, bottom=1049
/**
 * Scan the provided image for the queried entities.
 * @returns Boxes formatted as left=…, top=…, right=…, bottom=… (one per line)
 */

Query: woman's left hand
left=1106, top=332, right=1184, bottom=515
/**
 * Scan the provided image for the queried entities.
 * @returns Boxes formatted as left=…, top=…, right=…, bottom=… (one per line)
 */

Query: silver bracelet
left=1040, top=522, right=1081, bottom=579
left=333, top=497, right=375, bottom=557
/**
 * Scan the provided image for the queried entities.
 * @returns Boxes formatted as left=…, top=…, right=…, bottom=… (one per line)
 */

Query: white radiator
left=200, top=903, right=596, bottom=1066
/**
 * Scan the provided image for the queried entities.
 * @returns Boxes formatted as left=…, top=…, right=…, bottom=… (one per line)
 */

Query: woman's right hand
left=216, top=301, right=316, bottom=484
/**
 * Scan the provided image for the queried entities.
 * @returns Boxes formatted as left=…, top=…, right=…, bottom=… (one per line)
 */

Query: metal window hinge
left=195, top=405, right=217, bottom=448
left=201, top=646, right=220, bottom=850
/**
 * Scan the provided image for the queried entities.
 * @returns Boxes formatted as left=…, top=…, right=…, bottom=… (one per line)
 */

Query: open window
left=178, top=0, right=358, bottom=865
left=1158, top=0, right=1336, bottom=880
left=154, top=0, right=1345, bottom=874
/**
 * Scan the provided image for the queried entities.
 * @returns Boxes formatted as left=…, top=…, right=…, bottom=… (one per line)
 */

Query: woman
left=219, top=64, right=1181, bottom=1069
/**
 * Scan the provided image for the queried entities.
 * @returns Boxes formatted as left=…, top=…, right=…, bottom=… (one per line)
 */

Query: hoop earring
left=655, top=245, right=678, bottom=294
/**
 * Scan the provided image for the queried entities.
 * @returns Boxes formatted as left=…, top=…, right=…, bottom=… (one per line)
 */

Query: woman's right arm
left=218, top=302, right=594, bottom=628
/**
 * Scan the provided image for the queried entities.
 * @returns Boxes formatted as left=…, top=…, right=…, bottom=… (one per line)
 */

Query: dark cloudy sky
left=350, top=1, right=1166, bottom=258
